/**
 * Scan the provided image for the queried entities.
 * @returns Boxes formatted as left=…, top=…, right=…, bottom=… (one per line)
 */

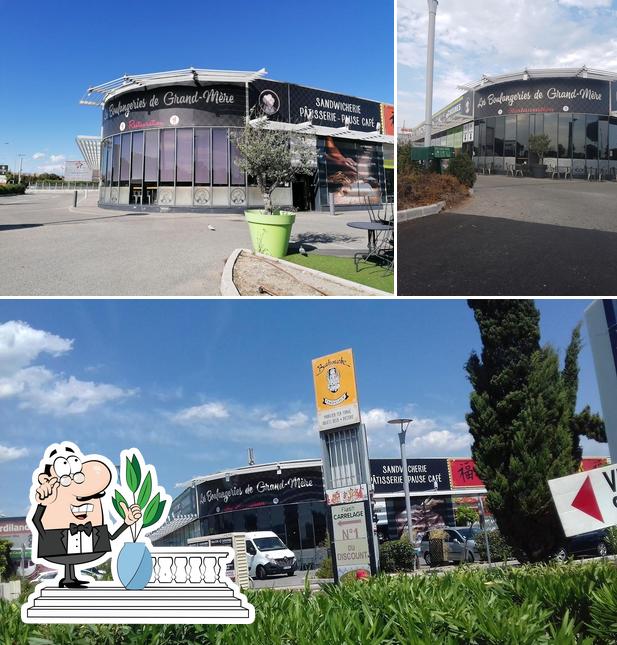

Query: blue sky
left=0, top=299, right=608, bottom=517
left=0, top=0, right=393, bottom=176
left=398, top=0, right=617, bottom=130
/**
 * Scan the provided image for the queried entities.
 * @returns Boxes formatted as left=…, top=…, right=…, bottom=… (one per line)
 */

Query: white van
left=244, top=531, right=296, bottom=580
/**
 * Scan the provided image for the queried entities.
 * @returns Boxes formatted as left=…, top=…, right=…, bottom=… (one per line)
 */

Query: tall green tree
left=465, top=300, right=605, bottom=562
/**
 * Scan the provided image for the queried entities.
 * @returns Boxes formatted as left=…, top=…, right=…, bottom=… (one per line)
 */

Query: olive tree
left=232, top=117, right=316, bottom=214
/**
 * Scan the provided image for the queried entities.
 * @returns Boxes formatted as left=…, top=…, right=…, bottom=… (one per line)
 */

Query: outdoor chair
left=548, top=164, right=558, bottom=179
left=364, top=196, right=389, bottom=225
left=514, top=164, right=524, bottom=177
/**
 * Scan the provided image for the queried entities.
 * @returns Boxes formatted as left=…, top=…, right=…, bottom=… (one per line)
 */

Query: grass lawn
left=284, top=254, right=393, bottom=293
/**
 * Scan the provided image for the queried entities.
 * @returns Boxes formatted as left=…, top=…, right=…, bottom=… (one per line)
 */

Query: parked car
left=245, top=531, right=297, bottom=580
left=553, top=529, right=611, bottom=561
left=420, top=527, right=481, bottom=566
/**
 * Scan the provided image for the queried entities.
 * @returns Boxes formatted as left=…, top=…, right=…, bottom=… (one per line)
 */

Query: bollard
left=73, top=190, right=78, bottom=208
left=329, top=192, right=335, bottom=216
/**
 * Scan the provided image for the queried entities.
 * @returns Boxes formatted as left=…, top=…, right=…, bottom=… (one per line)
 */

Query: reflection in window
left=485, top=117, right=495, bottom=157
left=144, top=130, right=159, bottom=181
left=494, top=117, right=504, bottom=157
left=111, top=135, right=121, bottom=183
left=160, top=129, right=175, bottom=184
left=120, top=133, right=131, bottom=184
left=212, top=129, right=228, bottom=186
left=131, top=131, right=144, bottom=182
left=544, top=113, right=558, bottom=158
left=558, top=114, right=572, bottom=159
left=598, top=116, right=609, bottom=161
left=516, top=114, right=529, bottom=160
left=572, top=115, right=586, bottom=159
left=230, top=135, right=245, bottom=186
left=176, top=129, right=193, bottom=185
left=194, top=128, right=211, bottom=185
left=586, top=115, right=599, bottom=161
left=284, top=505, right=300, bottom=550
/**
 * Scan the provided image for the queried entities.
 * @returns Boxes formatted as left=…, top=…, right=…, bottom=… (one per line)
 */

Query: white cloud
left=267, top=411, right=308, bottom=431
left=49, top=154, right=65, bottom=163
left=32, top=152, right=45, bottom=160
left=0, top=320, right=135, bottom=416
left=0, top=444, right=28, bottom=463
left=173, top=401, right=230, bottom=423
left=0, top=320, right=72, bottom=377
left=397, top=0, right=617, bottom=128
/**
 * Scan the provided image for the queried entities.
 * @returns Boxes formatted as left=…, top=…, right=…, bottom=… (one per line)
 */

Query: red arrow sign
left=571, top=475, right=604, bottom=523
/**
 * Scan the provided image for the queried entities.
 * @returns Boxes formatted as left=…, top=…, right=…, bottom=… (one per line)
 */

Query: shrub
left=447, top=153, right=476, bottom=187
left=397, top=167, right=469, bottom=210
left=0, top=183, right=26, bottom=195
left=315, top=555, right=333, bottom=579
left=475, top=529, right=515, bottom=562
left=604, top=526, right=617, bottom=554
left=379, top=539, right=416, bottom=573
left=455, top=504, right=479, bottom=527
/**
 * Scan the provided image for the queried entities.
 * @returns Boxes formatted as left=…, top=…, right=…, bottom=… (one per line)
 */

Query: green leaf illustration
left=131, top=454, right=141, bottom=488
left=137, top=471, right=152, bottom=509
left=113, top=490, right=127, bottom=519
left=126, top=455, right=139, bottom=493
left=143, top=499, right=167, bottom=528
left=142, top=492, right=161, bottom=527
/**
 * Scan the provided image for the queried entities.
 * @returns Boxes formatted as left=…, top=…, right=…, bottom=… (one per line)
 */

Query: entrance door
left=292, top=174, right=315, bottom=211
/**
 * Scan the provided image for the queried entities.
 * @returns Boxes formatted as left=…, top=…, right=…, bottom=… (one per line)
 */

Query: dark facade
left=97, top=76, right=393, bottom=211
left=423, top=73, right=617, bottom=178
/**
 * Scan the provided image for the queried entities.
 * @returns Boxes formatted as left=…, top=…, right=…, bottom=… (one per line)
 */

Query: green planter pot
left=244, top=210, right=296, bottom=258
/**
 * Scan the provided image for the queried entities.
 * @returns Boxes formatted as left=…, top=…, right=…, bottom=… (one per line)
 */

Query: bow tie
left=69, top=522, right=93, bottom=536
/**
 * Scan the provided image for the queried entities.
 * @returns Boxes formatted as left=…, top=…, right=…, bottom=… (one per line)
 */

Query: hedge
left=0, top=184, right=26, bottom=195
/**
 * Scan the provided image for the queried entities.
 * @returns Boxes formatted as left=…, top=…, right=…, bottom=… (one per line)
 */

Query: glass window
left=504, top=115, right=516, bottom=141
left=159, top=129, right=175, bottom=184
left=111, top=135, right=121, bottom=183
left=598, top=116, right=609, bottom=161
left=230, top=134, right=245, bottom=186
left=558, top=114, right=572, bottom=159
left=212, top=129, right=229, bottom=186
left=610, top=117, right=617, bottom=162
left=102, top=139, right=111, bottom=186
left=131, top=131, right=144, bottom=182
left=544, top=113, right=558, bottom=158
left=120, top=133, right=131, bottom=184
left=312, top=503, right=327, bottom=547
left=195, top=128, right=211, bottom=185
left=516, top=114, right=529, bottom=159
left=477, top=119, right=486, bottom=156
left=176, top=128, right=193, bottom=184
left=586, top=115, right=599, bottom=161
left=284, top=505, right=300, bottom=550
left=299, top=503, right=315, bottom=551
left=572, top=115, right=586, bottom=159
left=485, top=117, right=495, bottom=157
left=494, top=116, right=504, bottom=157
left=144, top=130, right=159, bottom=182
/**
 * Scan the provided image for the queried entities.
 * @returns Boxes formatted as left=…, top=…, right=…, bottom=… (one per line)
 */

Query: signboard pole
left=312, top=349, right=378, bottom=583
left=478, top=497, right=491, bottom=566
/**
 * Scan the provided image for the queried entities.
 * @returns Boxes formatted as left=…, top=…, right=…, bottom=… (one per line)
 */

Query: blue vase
left=117, top=542, right=152, bottom=590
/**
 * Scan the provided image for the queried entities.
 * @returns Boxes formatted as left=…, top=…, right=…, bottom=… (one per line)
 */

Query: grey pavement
left=0, top=192, right=369, bottom=296
left=455, top=174, right=617, bottom=232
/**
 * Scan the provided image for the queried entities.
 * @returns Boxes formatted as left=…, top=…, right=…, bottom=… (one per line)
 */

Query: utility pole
left=17, top=154, right=25, bottom=184
left=424, top=0, right=439, bottom=147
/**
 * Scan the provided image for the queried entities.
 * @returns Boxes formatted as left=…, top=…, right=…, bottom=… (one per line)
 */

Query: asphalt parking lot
left=0, top=192, right=366, bottom=296
left=398, top=175, right=617, bottom=295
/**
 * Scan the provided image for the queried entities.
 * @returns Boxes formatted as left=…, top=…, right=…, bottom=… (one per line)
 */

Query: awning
left=148, top=514, right=198, bottom=543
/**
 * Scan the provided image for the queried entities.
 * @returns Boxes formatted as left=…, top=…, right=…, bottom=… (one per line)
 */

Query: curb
left=220, top=249, right=392, bottom=297
left=397, top=201, right=446, bottom=222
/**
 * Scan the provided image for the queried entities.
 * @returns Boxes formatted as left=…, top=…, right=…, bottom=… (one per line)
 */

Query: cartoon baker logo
left=22, top=442, right=255, bottom=625
left=28, top=442, right=145, bottom=588
left=322, top=366, right=350, bottom=406
left=258, top=89, right=280, bottom=116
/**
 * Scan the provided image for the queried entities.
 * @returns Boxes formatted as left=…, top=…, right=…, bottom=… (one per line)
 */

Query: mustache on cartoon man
left=31, top=443, right=141, bottom=588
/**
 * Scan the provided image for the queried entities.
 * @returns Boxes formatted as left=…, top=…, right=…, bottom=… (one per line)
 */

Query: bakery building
left=409, top=67, right=617, bottom=179
left=80, top=68, right=394, bottom=211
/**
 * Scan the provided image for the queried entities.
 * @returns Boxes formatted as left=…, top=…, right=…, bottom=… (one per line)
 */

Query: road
left=0, top=192, right=367, bottom=296
left=398, top=176, right=617, bottom=296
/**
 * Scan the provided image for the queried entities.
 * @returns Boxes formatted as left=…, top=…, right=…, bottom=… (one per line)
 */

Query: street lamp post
left=424, top=0, right=439, bottom=147
left=388, top=418, right=415, bottom=569
left=17, top=154, right=25, bottom=184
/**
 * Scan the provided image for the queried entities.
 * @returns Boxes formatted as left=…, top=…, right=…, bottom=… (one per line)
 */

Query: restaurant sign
left=102, top=83, right=247, bottom=137
left=432, top=91, right=473, bottom=128
left=331, top=502, right=372, bottom=579
left=197, top=466, right=324, bottom=517
left=370, top=459, right=451, bottom=494
left=474, top=78, right=609, bottom=118
left=312, top=348, right=361, bottom=431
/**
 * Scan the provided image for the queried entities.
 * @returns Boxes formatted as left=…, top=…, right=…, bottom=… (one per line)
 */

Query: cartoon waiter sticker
left=29, top=442, right=141, bottom=587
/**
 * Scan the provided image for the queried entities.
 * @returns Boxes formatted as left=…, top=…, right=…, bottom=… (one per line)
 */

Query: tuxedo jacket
left=32, top=504, right=129, bottom=559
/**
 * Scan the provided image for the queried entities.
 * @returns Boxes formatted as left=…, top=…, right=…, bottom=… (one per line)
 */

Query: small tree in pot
left=232, top=117, right=316, bottom=258
left=528, top=134, right=551, bottom=178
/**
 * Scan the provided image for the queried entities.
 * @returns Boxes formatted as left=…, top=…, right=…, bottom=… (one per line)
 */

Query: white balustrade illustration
left=22, top=547, right=254, bottom=625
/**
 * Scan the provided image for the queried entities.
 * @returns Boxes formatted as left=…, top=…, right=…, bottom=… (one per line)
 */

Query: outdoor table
left=347, top=220, right=393, bottom=270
